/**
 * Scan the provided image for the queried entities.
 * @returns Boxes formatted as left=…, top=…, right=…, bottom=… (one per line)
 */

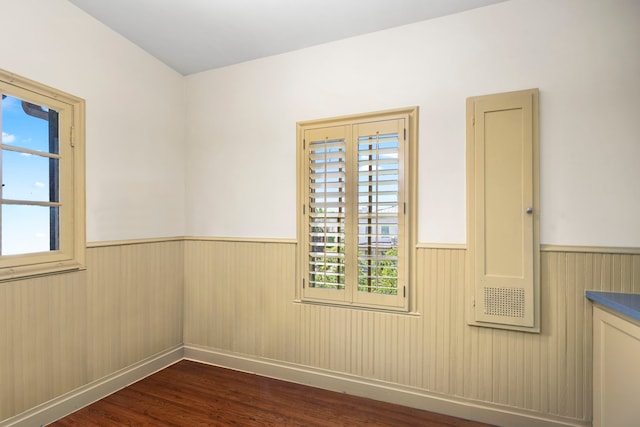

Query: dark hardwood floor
left=50, top=360, right=494, bottom=426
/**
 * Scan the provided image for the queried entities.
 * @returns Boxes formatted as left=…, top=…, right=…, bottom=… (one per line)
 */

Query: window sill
left=0, top=261, right=86, bottom=283
left=293, top=299, right=421, bottom=316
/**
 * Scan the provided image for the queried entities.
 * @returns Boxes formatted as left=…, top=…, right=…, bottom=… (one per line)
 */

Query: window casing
left=0, top=69, right=85, bottom=281
left=297, top=108, right=418, bottom=311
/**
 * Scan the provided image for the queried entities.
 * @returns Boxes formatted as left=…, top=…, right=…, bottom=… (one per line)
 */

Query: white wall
left=2, top=0, right=637, bottom=247
left=0, top=0, right=186, bottom=242
left=185, top=0, right=640, bottom=247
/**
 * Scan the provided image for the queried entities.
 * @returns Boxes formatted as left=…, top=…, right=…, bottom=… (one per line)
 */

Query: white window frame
left=0, top=69, right=85, bottom=281
left=296, top=107, right=418, bottom=312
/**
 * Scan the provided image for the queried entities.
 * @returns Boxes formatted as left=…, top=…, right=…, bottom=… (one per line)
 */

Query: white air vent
left=484, top=287, right=525, bottom=318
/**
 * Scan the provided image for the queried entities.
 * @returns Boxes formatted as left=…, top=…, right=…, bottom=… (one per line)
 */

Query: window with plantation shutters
left=297, top=108, right=417, bottom=311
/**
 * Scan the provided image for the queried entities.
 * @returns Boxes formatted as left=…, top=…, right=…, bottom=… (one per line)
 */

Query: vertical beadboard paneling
left=86, top=241, right=184, bottom=381
left=0, top=240, right=183, bottom=422
left=0, top=272, right=88, bottom=420
left=184, top=240, right=297, bottom=358
left=0, top=283, right=14, bottom=418
left=184, top=241, right=640, bottom=425
left=6, top=242, right=635, bottom=423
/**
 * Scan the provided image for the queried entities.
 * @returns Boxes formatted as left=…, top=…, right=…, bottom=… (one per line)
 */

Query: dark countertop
left=586, top=291, right=640, bottom=322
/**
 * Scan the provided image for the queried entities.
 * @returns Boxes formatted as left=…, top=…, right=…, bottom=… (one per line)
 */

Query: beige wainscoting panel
left=184, top=240, right=640, bottom=424
left=5, top=240, right=637, bottom=423
left=184, top=240, right=297, bottom=358
left=86, top=241, right=184, bottom=381
left=0, top=271, right=87, bottom=420
left=0, top=240, right=183, bottom=422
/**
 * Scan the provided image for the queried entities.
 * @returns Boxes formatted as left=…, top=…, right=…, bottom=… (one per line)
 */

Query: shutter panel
left=352, top=119, right=405, bottom=308
left=304, top=126, right=348, bottom=300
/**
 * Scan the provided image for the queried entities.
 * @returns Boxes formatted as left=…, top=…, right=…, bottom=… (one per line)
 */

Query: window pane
left=1, top=95, right=58, bottom=154
left=2, top=149, right=58, bottom=202
left=1, top=204, right=59, bottom=255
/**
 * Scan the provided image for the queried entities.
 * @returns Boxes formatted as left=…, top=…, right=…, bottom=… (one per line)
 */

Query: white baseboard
left=1, top=345, right=183, bottom=427
left=184, top=345, right=590, bottom=427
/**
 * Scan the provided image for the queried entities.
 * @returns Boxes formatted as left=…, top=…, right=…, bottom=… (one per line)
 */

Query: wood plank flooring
left=50, top=360, right=494, bottom=426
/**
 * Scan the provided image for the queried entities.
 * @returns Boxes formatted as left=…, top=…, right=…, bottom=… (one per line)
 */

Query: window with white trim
left=0, top=69, right=85, bottom=281
left=297, top=108, right=417, bottom=311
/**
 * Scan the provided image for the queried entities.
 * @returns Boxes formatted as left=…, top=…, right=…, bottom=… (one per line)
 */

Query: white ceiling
left=68, top=0, right=508, bottom=76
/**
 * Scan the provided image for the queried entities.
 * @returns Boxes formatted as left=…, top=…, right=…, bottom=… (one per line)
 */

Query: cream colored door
left=467, top=89, right=539, bottom=331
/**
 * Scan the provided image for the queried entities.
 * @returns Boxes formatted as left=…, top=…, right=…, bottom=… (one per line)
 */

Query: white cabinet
left=592, top=305, right=640, bottom=427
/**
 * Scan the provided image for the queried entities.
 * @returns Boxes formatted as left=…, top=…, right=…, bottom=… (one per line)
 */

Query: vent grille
left=484, top=287, right=525, bottom=318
